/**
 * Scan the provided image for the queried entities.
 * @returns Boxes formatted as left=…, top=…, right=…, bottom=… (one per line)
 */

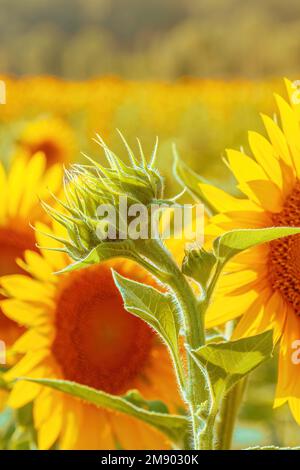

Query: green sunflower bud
left=41, top=133, right=171, bottom=269
left=182, top=245, right=217, bottom=289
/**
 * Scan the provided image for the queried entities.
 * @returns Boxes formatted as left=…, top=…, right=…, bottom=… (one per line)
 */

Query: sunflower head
left=41, top=134, right=166, bottom=264
left=18, top=116, right=77, bottom=167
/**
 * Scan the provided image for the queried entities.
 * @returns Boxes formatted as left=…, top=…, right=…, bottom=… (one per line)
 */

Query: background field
left=1, top=0, right=300, bottom=80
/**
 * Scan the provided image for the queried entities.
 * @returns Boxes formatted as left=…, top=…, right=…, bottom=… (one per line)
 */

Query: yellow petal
left=37, top=163, right=63, bottom=202
left=7, top=155, right=27, bottom=218
left=0, top=299, right=49, bottom=327
left=233, top=290, right=285, bottom=343
left=8, top=380, right=42, bottom=409
left=8, top=358, right=55, bottom=409
left=1, top=275, right=55, bottom=304
left=275, top=94, right=300, bottom=177
left=205, top=289, right=259, bottom=328
left=231, top=245, right=269, bottom=267
left=289, top=398, right=300, bottom=425
left=4, top=349, right=49, bottom=382
left=23, top=250, right=55, bottom=282
left=226, top=149, right=267, bottom=183
left=74, top=408, right=115, bottom=450
left=112, top=409, right=168, bottom=450
left=275, top=312, right=300, bottom=406
left=261, top=113, right=293, bottom=167
left=35, top=222, right=67, bottom=272
left=18, top=152, right=46, bottom=218
left=246, top=179, right=283, bottom=212
left=12, top=327, right=53, bottom=353
left=37, top=394, right=63, bottom=450
left=198, top=183, right=258, bottom=213
left=217, top=269, right=259, bottom=294
left=34, top=388, right=53, bottom=427
left=211, top=210, right=269, bottom=230
left=248, top=131, right=282, bottom=187
left=59, top=399, right=83, bottom=450
left=110, top=413, right=143, bottom=450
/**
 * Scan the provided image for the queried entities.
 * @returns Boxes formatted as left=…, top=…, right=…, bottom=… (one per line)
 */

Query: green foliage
left=112, top=270, right=184, bottom=385
left=123, top=390, right=169, bottom=414
left=56, top=240, right=138, bottom=273
left=1, top=0, right=300, bottom=79
left=214, top=227, right=300, bottom=263
left=4, top=110, right=300, bottom=449
left=191, top=331, right=273, bottom=408
left=24, top=378, right=189, bottom=446
left=182, top=246, right=217, bottom=289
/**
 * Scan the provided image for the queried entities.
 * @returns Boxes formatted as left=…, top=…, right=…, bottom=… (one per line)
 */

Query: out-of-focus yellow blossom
left=18, top=117, right=77, bottom=167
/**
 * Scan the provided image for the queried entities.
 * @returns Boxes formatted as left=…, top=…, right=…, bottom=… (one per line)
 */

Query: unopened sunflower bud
left=41, top=134, right=167, bottom=265
left=182, top=245, right=217, bottom=289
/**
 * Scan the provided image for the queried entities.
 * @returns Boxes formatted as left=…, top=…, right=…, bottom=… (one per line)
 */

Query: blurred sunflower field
left=0, top=76, right=285, bottom=184
left=0, top=74, right=300, bottom=450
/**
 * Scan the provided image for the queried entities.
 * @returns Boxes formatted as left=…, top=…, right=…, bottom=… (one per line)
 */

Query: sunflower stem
left=137, top=239, right=207, bottom=450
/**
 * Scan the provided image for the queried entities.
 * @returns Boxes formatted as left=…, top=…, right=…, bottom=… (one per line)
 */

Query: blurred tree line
left=1, top=0, right=300, bottom=79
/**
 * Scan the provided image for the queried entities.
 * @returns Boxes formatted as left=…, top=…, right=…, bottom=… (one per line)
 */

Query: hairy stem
left=138, top=239, right=207, bottom=449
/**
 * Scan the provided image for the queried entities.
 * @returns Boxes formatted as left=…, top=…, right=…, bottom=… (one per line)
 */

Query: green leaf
left=173, top=150, right=217, bottom=214
left=56, top=240, right=138, bottom=274
left=23, top=378, right=188, bottom=445
left=123, top=390, right=169, bottom=414
left=112, top=270, right=184, bottom=385
left=190, top=330, right=273, bottom=405
left=214, top=226, right=300, bottom=263
left=205, top=328, right=226, bottom=344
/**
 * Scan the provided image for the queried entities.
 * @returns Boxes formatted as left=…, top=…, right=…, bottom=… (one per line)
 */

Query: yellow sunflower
left=0, top=152, right=62, bottom=349
left=201, top=80, right=300, bottom=424
left=0, top=223, right=182, bottom=450
left=18, top=117, right=77, bottom=167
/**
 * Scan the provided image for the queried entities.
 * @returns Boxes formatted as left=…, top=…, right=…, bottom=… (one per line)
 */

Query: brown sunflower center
left=25, top=140, right=62, bottom=166
left=270, top=181, right=300, bottom=315
left=0, top=227, right=35, bottom=346
left=52, top=264, right=154, bottom=395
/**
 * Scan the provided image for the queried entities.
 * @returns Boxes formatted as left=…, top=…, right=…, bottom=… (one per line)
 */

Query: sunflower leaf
left=22, top=378, right=188, bottom=446
left=190, top=330, right=273, bottom=406
left=112, top=270, right=183, bottom=385
left=123, top=390, right=169, bottom=414
left=214, top=226, right=300, bottom=263
left=55, top=240, right=138, bottom=274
